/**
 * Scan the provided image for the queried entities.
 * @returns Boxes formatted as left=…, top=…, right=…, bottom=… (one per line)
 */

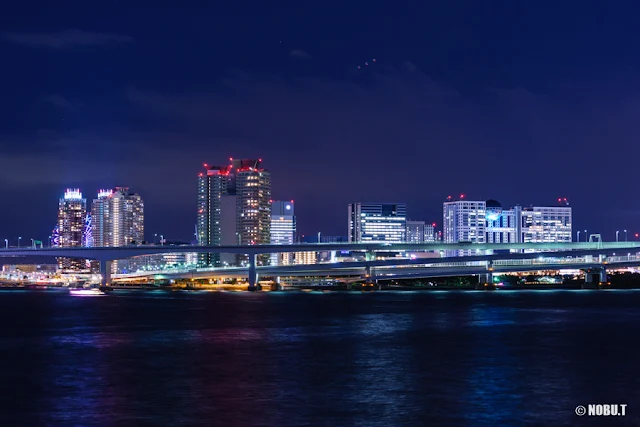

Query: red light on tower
left=432, top=223, right=436, bottom=227
left=290, top=200, right=294, bottom=203
left=447, top=195, right=452, bottom=200
left=259, top=158, right=262, bottom=162
left=558, top=198, right=561, bottom=202
left=460, top=194, right=465, bottom=199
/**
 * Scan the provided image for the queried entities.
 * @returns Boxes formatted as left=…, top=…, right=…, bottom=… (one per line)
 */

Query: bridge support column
left=599, top=266, right=607, bottom=285
left=364, top=265, right=379, bottom=289
left=248, top=254, right=260, bottom=291
left=100, top=260, right=112, bottom=287
left=484, top=261, right=494, bottom=286
left=273, top=276, right=282, bottom=291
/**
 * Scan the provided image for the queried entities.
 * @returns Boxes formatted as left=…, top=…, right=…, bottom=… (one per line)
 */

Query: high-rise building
left=406, top=220, right=426, bottom=243
left=91, top=188, right=144, bottom=247
left=348, top=203, right=406, bottom=243
left=443, top=198, right=486, bottom=256
left=521, top=204, right=572, bottom=244
left=90, top=188, right=144, bottom=273
left=443, top=199, right=486, bottom=244
left=197, top=159, right=271, bottom=266
left=270, top=200, right=296, bottom=265
left=443, top=196, right=573, bottom=255
left=406, top=220, right=437, bottom=243
left=424, top=223, right=436, bottom=242
left=57, top=189, right=88, bottom=271
left=485, top=200, right=520, bottom=244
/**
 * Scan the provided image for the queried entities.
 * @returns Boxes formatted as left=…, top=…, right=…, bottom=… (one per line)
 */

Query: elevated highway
left=2, top=242, right=639, bottom=289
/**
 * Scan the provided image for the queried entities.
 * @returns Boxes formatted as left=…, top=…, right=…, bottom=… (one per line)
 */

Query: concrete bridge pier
left=599, top=266, right=608, bottom=284
left=100, top=260, right=112, bottom=287
left=584, top=266, right=607, bottom=287
left=247, top=254, right=260, bottom=291
left=364, top=265, right=380, bottom=289
left=272, top=276, right=282, bottom=291
left=481, top=261, right=494, bottom=286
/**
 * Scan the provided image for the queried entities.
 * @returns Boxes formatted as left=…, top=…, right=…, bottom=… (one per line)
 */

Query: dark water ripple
left=0, top=289, right=638, bottom=426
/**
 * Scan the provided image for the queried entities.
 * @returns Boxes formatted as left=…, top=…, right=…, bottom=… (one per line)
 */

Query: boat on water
left=69, top=288, right=106, bottom=296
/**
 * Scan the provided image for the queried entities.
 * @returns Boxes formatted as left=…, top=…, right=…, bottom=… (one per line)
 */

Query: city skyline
left=2, top=4, right=640, bottom=425
left=3, top=185, right=638, bottom=247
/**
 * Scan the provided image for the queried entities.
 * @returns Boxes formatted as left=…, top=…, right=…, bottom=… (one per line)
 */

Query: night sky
left=2, top=1, right=640, bottom=243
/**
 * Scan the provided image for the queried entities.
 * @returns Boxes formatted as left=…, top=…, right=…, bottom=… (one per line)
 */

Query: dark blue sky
left=1, top=0, right=640, bottom=242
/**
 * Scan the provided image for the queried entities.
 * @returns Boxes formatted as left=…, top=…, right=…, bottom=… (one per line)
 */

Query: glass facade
left=348, top=203, right=406, bottom=243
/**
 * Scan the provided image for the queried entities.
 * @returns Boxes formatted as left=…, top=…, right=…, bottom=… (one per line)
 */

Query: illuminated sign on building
left=64, top=189, right=83, bottom=200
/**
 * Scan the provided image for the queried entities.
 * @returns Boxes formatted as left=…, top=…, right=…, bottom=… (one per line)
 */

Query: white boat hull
left=69, top=288, right=105, bottom=297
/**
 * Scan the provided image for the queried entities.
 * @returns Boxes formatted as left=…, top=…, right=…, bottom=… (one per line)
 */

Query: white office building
left=424, top=223, right=436, bottom=242
left=443, top=199, right=486, bottom=255
left=443, top=197, right=573, bottom=256
left=521, top=205, right=572, bottom=244
left=270, top=201, right=296, bottom=265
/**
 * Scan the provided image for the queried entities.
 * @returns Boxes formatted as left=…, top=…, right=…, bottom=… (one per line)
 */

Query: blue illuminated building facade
left=485, top=200, right=520, bottom=244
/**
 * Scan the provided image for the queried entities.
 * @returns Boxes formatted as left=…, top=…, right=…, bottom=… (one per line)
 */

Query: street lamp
left=48, top=236, right=51, bottom=248
left=625, top=229, right=628, bottom=242
left=4, top=239, right=7, bottom=249
left=18, top=237, right=21, bottom=248
left=577, top=231, right=581, bottom=242
left=584, top=230, right=587, bottom=242
left=154, top=233, right=158, bottom=245
left=616, top=231, right=620, bottom=242
left=160, top=235, right=164, bottom=246
left=30, top=238, right=35, bottom=249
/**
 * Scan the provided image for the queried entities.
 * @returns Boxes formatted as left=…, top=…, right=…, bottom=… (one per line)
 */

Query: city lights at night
left=1, top=2, right=639, bottom=425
